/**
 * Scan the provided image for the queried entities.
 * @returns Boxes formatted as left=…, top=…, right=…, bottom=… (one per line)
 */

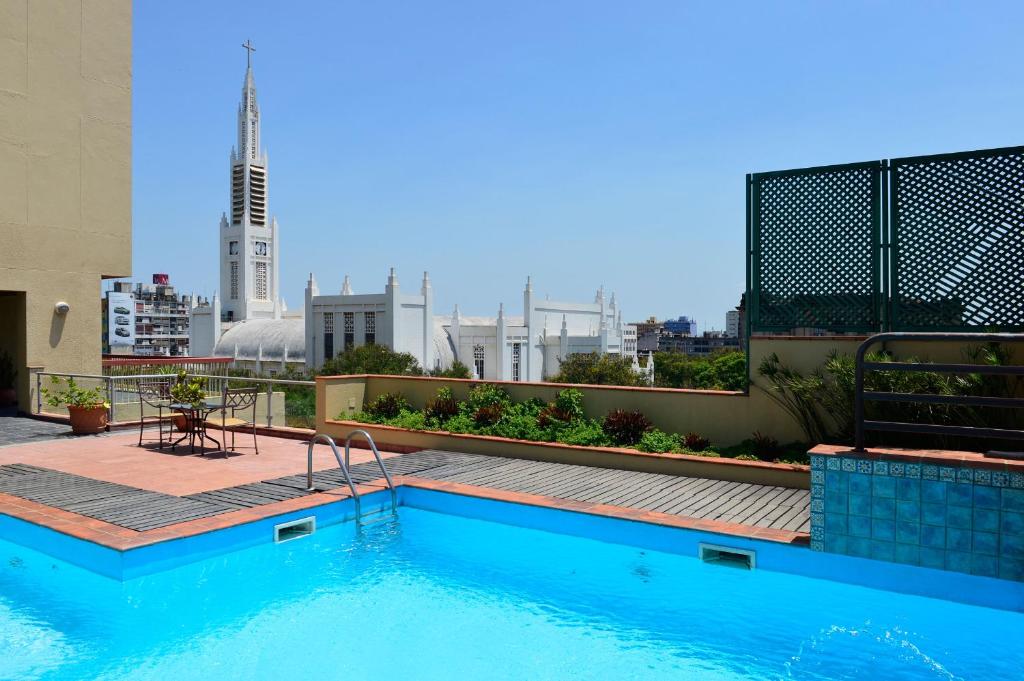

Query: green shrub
left=555, top=419, right=610, bottom=447
left=601, top=409, right=653, bottom=446
left=425, top=386, right=460, bottom=425
left=442, top=412, right=477, bottom=434
left=466, top=383, right=512, bottom=411
left=488, top=406, right=545, bottom=441
left=386, top=409, right=427, bottom=430
left=654, top=350, right=747, bottom=391
left=365, top=392, right=411, bottom=420
left=553, top=388, right=585, bottom=420
left=733, top=454, right=760, bottom=461
left=636, top=429, right=680, bottom=453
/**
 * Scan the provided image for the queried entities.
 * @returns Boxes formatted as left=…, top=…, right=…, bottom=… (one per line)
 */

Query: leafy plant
left=0, top=350, right=16, bottom=389
left=682, top=432, right=710, bottom=451
left=365, top=392, right=411, bottom=420
left=169, top=371, right=207, bottom=408
left=385, top=409, right=428, bottom=430
left=602, top=409, right=653, bottom=446
left=750, top=431, right=782, bottom=458
left=466, top=384, right=511, bottom=412
left=41, top=376, right=107, bottom=409
left=734, top=454, right=761, bottom=461
left=555, top=419, right=610, bottom=447
left=473, top=403, right=505, bottom=428
left=636, top=429, right=680, bottom=453
left=537, top=388, right=585, bottom=427
left=425, top=386, right=460, bottom=425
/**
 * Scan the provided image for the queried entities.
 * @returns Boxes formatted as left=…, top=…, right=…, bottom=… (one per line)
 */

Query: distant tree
left=319, top=344, right=423, bottom=377
left=654, top=350, right=746, bottom=391
left=548, top=352, right=645, bottom=387
left=428, top=360, right=472, bottom=379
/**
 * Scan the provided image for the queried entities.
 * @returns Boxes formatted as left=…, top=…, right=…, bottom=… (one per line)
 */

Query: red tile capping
left=809, top=443, right=1024, bottom=472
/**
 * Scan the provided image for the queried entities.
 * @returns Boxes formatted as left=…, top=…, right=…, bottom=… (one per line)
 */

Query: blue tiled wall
left=810, top=454, right=1024, bottom=581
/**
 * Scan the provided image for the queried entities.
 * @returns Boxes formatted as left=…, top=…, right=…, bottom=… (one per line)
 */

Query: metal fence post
left=266, top=383, right=273, bottom=428
left=36, top=372, right=42, bottom=414
left=107, top=376, right=115, bottom=424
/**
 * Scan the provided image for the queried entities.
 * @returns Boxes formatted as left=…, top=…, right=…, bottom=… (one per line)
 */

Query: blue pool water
left=0, top=503, right=1022, bottom=680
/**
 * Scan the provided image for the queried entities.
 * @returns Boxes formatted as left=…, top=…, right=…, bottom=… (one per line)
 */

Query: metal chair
left=204, top=386, right=260, bottom=457
left=138, top=379, right=175, bottom=448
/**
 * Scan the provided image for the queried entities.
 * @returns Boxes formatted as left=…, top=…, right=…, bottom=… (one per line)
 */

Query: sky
left=131, top=1, right=1024, bottom=332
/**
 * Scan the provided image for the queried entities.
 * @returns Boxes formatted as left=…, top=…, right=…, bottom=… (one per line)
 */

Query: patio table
left=168, top=400, right=225, bottom=455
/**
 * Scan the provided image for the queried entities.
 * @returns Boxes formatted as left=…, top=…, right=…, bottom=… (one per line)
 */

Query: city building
left=726, top=310, right=740, bottom=337
left=663, top=316, right=698, bottom=335
left=0, top=0, right=132, bottom=412
left=305, top=272, right=638, bottom=381
left=102, top=276, right=193, bottom=357
left=657, top=331, right=740, bottom=356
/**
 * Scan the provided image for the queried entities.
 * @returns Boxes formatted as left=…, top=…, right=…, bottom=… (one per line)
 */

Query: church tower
left=220, top=40, right=281, bottom=322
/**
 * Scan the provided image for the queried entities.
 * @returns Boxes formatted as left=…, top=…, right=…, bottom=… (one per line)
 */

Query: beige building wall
left=0, top=0, right=132, bottom=411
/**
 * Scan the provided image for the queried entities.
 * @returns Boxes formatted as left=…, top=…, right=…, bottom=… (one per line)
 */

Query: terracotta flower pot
left=67, top=405, right=108, bottom=435
left=174, top=415, right=189, bottom=432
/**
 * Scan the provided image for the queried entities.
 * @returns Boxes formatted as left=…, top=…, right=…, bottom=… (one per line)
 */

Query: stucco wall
left=0, top=0, right=132, bottom=411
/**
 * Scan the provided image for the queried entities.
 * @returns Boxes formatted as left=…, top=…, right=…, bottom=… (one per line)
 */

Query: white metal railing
left=35, top=370, right=315, bottom=429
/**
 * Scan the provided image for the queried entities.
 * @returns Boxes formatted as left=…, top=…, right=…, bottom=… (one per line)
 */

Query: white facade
left=306, top=271, right=639, bottom=382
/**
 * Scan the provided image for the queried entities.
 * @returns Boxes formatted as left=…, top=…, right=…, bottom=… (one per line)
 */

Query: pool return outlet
left=294, top=430, right=398, bottom=532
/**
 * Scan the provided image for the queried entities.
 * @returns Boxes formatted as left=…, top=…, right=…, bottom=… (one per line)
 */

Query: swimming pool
left=1, top=489, right=1022, bottom=680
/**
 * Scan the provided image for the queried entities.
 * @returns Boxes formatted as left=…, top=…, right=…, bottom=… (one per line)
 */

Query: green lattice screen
left=890, top=146, right=1024, bottom=331
left=749, top=162, right=883, bottom=332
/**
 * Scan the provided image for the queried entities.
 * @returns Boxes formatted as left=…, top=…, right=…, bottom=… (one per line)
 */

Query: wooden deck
left=0, top=449, right=810, bottom=534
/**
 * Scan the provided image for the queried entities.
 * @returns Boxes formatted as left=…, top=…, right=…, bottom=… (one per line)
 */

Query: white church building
left=191, top=43, right=643, bottom=381
left=304, top=270, right=640, bottom=382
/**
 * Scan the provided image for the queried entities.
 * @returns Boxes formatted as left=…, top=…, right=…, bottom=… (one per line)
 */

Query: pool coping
left=0, top=474, right=810, bottom=554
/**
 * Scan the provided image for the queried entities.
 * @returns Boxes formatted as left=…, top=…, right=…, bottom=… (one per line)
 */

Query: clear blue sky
left=132, top=1, right=1023, bottom=332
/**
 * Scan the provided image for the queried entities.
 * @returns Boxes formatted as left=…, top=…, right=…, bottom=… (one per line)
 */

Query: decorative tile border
left=809, top=447, right=1024, bottom=582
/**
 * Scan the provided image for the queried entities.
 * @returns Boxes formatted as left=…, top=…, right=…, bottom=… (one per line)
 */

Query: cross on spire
left=242, top=39, right=255, bottom=68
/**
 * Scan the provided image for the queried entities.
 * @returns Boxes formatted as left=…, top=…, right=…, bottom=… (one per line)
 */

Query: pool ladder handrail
left=305, top=431, right=397, bottom=523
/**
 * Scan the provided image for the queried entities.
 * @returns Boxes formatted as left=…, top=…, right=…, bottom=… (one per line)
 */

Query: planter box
left=322, top=418, right=810, bottom=489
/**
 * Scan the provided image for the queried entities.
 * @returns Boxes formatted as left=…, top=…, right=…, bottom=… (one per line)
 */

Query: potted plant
left=0, top=351, right=16, bottom=408
left=41, top=376, right=109, bottom=434
left=169, top=370, right=207, bottom=431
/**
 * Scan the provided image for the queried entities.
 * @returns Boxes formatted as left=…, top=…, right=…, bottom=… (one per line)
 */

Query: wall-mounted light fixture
left=54, top=302, right=70, bottom=315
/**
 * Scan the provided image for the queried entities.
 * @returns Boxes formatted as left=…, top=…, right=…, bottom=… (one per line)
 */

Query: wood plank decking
left=0, top=449, right=810, bottom=534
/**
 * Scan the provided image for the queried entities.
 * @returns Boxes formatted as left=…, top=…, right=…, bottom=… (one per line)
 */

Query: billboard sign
left=108, top=291, right=135, bottom=346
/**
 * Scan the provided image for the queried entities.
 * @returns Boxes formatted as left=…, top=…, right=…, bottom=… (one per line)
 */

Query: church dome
left=213, top=318, right=305, bottom=363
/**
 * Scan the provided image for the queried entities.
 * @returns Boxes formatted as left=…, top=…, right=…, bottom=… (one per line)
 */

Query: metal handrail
left=854, top=332, right=1024, bottom=452
left=345, top=429, right=398, bottom=513
left=306, top=433, right=361, bottom=520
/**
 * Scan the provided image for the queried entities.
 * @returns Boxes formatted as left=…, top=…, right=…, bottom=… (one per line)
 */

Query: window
left=364, top=311, right=376, bottom=345
left=229, top=241, right=238, bottom=255
left=343, top=312, right=354, bottom=350
left=473, top=345, right=485, bottom=379
left=323, top=312, right=334, bottom=361
left=511, top=343, right=521, bottom=382
left=230, top=262, right=239, bottom=300
left=255, top=262, right=268, bottom=300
